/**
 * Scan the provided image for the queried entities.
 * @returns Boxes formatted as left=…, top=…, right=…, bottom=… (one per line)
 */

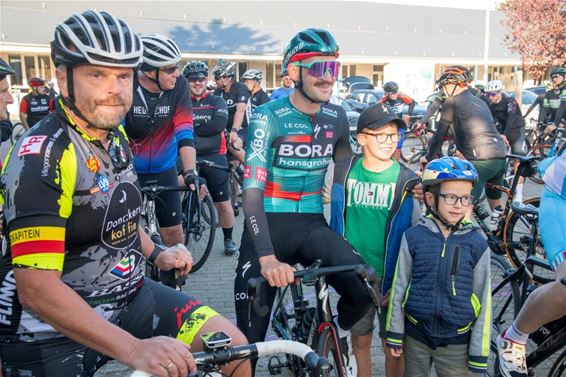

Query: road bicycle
left=131, top=333, right=332, bottom=377
left=527, top=124, right=566, bottom=184
left=248, top=260, right=380, bottom=377
left=488, top=201, right=566, bottom=376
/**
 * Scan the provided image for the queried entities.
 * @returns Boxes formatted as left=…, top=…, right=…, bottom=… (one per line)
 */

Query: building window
left=8, top=54, right=23, bottom=86
left=265, top=62, right=274, bottom=90
left=24, top=56, right=36, bottom=84
left=38, top=55, right=52, bottom=81
left=238, top=62, right=248, bottom=80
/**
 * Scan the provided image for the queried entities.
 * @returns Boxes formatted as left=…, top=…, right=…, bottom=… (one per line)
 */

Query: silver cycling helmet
left=51, top=10, right=142, bottom=68
left=242, top=69, right=263, bottom=82
left=140, top=34, right=182, bottom=71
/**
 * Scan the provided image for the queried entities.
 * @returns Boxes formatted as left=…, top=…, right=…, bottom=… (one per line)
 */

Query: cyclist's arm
left=418, top=96, right=442, bottom=124
left=553, top=90, right=566, bottom=124
left=242, top=109, right=277, bottom=257
left=425, top=102, right=453, bottom=161
left=524, top=94, right=543, bottom=118
left=15, top=268, right=139, bottom=363
left=467, top=246, right=491, bottom=373
left=503, top=99, right=520, bottom=138
left=19, top=99, right=30, bottom=130
left=174, top=77, right=196, bottom=173
left=195, top=98, right=228, bottom=137
left=385, top=235, right=412, bottom=349
left=232, top=85, right=250, bottom=131
left=538, top=94, right=550, bottom=123
left=401, top=95, right=416, bottom=116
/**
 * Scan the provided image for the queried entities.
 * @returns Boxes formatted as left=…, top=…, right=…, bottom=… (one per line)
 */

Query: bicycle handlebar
left=130, top=339, right=330, bottom=377
left=247, top=260, right=380, bottom=319
left=197, top=159, right=232, bottom=172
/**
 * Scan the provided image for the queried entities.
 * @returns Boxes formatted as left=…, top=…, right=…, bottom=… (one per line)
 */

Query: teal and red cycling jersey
left=124, top=76, right=194, bottom=174
left=242, top=96, right=351, bottom=256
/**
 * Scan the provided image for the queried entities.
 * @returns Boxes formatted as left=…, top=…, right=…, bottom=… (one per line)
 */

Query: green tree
left=500, top=0, right=566, bottom=80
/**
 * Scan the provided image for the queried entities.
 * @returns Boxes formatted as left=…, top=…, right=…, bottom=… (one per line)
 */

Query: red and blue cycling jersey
left=124, top=76, right=194, bottom=174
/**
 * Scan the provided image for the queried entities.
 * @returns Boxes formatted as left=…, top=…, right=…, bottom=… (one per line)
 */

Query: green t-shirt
left=344, top=158, right=400, bottom=277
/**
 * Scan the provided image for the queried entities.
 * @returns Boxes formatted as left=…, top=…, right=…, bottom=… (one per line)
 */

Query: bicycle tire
left=549, top=349, right=566, bottom=377
left=502, top=197, right=552, bottom=283
left=184, top=193, right=216, bottom=273
left=10, top=122, right=26, bottom=145
left=488, top=254, right=520, bottom=377
left=316, top=326, right=345, bottom=377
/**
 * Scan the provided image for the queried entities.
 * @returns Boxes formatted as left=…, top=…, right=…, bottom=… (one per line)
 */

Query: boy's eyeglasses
left=291, top=60, right=340, bottom=80
left=161, top=65, right=178, bottom=75
left=485, top=92, right=499, bottom=97
left=188, top=77, right=206, bottom=83
left=438, top=193, right=473, bottom=206
left=359, top=131, right=401, bottom=143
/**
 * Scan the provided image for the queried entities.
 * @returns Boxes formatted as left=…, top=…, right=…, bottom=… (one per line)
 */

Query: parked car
left=339, top=76, right=374, bottom=98
left=330, top=96, right=361, bottom=153
left=506, top=90, right=539, bottom=123
left=349, top=89, right=428, bottom=127
left=525, top=86, right=546, bottom=96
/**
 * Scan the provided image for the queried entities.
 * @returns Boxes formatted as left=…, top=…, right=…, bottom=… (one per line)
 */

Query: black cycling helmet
left=219, top=62, right=236, bottom=77
left=383, top=81, right=399, bottom=93
left=50, top=10, right=142, bottom=68
left=212, top=64, right=224, bottom=79
left=0, top=58, right=16, bottom=81
left=182, top=61, right=209, bottom=79
left=550, top=66, right=566, bottom=77
left=282, top=28, right=339, bottom=73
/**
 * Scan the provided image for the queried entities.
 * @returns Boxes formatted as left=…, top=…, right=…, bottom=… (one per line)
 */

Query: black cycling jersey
left=219, top=81, right=250, bottom=131
left=483, top=92, right=525, bottom=140
left=250, top=89, right=270, bottom=111
left=426, top=89, right=506, bottom=161
left=192, top=92, right=229, bottom=156
left=19, top=93, right=53, bottom=127
left=539, top=83, right=566, bottom=124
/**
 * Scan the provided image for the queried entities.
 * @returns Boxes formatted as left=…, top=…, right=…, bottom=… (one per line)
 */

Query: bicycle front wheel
left=549, top=349, right=566, bottom=377
left=316, top=326, right=346, bottom=377
left=184, top=193, right=216, bottom=273
left=11, top=122, right=26, bottom=145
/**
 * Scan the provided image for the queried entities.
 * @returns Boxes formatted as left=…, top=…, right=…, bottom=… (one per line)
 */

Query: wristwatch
left=231, top=128, right=241, bottom=133
left=148, top=243, right=166, bottom=266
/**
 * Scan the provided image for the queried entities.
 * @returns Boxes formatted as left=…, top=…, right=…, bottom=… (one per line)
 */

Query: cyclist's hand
left=128, top=336, right=196, bottom=377
left=402, top=114, right=410, bottom=124
left=198, top=184, right=208, bottom=201
left=419, top=156, right=428, bottom=171
left=157, top=244, right=193, bottom=276
left=544, top=123, right=557, bottom=135
left=184, top=172, right=199, bottom=191
left=259, top=255, right=294, bottom=287
left=389, top=347, right=402, bottom=358
left=229, top=129, right=241, bottom=145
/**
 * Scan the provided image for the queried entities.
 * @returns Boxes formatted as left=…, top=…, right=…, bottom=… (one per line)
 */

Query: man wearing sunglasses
left=234, top=28, right=373, bottom=375
left=124, top=34, right=199, bottom=278
left=538, top=66, right=566, bottom=136
left=182, top=61, right=239, bottom=257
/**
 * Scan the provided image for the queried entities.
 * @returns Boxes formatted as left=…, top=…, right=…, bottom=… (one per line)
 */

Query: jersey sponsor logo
left=346, top=179, right=396, bottom=209
left=321, top=107, right=338, bottom=118
left=249, top=216, right=260, bottom=236
left=251, top=112, right=267, bottom=121
left=41, top=128, right=64, bottom=177
left=85, top=274, right=143, bottom=301
left=0, top=270, right=16, bottom=326
left=235, top=291, right=248, bottom=301
left=325, top=131, right=334, bottom=139
left=101, top=181, right=142, bottom=249
left=255, top=167, right=267, bottom=182
left=243, top=165, right=252, bottom=179
left=96, top=174, right=111, bottom=193
left=283, top=122, right=309, bottom=129
left=18, top=135, right=47, bottom=157
left=173, top=299, right=201, bottom=329
left=313, top=124, right=322, bottom=140
left=248, top=128, right=268, bottom=163
left=193, top=114, right=212, bottom=122
left=86, top=156, right=101, bottom=173
left=274, top=106, right=292, bottom=117
left=133, top=106, right=148, bottom=115
left=109, top=250, right=143, bottom=280
left=277, top=142, right=333, bottom=158
left=241, top=260, right=252, bottom=278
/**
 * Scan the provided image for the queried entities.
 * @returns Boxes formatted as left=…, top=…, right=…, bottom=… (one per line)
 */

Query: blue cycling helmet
left=422, top=156, right=478, bottom=189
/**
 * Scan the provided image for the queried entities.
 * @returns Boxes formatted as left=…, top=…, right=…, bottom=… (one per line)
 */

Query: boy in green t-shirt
left=330, top=103, right=421, bottom=377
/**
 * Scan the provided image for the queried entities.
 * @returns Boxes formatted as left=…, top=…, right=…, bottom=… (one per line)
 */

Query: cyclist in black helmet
left=539, top=66, right=566, bottom=135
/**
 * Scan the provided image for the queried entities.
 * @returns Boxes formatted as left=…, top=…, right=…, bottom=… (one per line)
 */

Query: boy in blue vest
left=386, top=157, right=491, bottom=376
left=330, top=103, right=421, bottom=377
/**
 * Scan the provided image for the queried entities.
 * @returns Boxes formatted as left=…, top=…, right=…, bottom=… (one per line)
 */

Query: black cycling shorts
left=138, top=166, right=182, bottom=228
left=0, top=279, right=218, bottom=376
left=198, top=154, right=230, bottom=202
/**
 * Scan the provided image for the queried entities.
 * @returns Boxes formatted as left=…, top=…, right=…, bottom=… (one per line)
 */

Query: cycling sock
left=514, top=183, right=524, bottom=203
left=503, top=323, right=528, bottom=344
left=222, top=227, right=233, bottom=240
left=332, top=315, right=349, bottom=338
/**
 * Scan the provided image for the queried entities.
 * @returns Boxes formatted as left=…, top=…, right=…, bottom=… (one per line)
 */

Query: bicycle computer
left=201, top=331, right=232, bottom=350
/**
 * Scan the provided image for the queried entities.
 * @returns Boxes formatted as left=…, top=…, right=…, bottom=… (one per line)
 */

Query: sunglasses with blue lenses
left=291, top=60, right=340, bottom=80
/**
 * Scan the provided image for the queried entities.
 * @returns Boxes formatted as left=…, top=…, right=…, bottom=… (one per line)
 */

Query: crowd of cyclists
left=0, top=8, right=564, bottom=377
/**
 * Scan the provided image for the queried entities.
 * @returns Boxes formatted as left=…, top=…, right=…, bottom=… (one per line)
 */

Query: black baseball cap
left=356, top=103, right=407, bottom=133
